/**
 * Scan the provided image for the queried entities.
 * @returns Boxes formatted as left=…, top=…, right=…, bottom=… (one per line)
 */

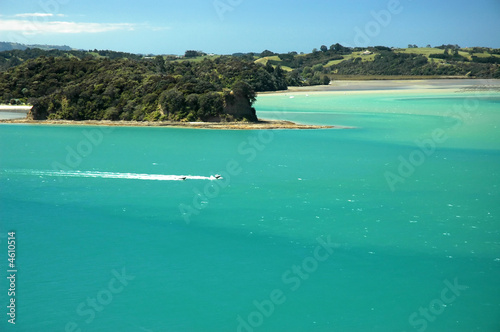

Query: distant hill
left=0, top=47, right=144, bottom=72
left=249, top=45, right=500, bottom=81
left=0, top=42, right=73, bottom=52
left=1, top=43, right=499, bottom=94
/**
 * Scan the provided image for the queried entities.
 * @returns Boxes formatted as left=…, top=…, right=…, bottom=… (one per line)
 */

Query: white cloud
left=14, top=13, right=55, bottom=18
left=0, top=19, right=136, bottom=34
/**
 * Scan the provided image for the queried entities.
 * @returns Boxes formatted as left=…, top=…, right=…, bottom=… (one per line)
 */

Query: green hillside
left=0, top=42, right=73, bottom=52
left=0, top=54, right=287, bottom=122
left=250, top=45, right=500, bottom=82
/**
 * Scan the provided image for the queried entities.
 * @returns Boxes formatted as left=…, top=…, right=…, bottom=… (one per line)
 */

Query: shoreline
left=0, top=118, right=338, bottom=130
left=2, top=79, right=498, bottom=127
left=258, top=78, right=500, bottom=95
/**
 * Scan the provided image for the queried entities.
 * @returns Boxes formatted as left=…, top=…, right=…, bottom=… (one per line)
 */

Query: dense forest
left=0, top=48, right=143, bottom=71
left=0, top=53, right=287, bottom=121
left=0, top=43, right=499, bottom=122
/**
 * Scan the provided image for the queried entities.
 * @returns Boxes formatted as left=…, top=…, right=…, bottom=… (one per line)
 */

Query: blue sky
left=1, top=0, right=499, bottom=54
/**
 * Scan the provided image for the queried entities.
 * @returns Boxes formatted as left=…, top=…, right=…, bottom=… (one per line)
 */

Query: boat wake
left=2, top=169, right=222, bottom=181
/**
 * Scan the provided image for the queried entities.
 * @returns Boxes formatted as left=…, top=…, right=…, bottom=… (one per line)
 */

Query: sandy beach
left=0, top=118, right=336, bottom=130
left=259, top=79, right=500, bottom=96
left=0, top=104, right=335, bottom=129
left=0, top=105, right=33, bottom=112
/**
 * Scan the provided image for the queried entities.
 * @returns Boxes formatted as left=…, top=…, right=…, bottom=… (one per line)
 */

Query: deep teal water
left=1, top=90, right=499, bottom=331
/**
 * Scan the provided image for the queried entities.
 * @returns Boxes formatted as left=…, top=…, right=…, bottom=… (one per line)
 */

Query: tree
left=265, top=62, right=275, bottom=73
left=199, top=92, right=223, bottom=117
left=185, top=50, right=204, bottom=58
left=251, top=67, right=276, bottom=91
left=286, top=70, right=303, bottom=86
left=312, top=64, right=324, bottom=72
left=231, top=81, right=256, bottom=105
left=159, top=88, right=185, bottom=117
left=320, top=45, right=328, bottom=52
left=310, top=72, right=328, bottom=85
left=185, top=94, right=200, bottom=113
left=154, top=55, right=166, bottom=74
left=260, top=50, right=275, bottom=57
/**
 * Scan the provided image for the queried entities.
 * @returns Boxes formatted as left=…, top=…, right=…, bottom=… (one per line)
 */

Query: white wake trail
left=2, top=169, right=220, bottom=181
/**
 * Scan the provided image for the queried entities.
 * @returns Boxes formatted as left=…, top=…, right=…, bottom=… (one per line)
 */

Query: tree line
left=0, top=54, right=288, bottom=121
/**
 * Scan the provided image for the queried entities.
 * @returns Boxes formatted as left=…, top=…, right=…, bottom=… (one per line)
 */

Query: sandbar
left=0, top=105, right=33, bottom=112
left=259, top=79, right=500, bottom=96
left=0, top=118, right=336, bottom=130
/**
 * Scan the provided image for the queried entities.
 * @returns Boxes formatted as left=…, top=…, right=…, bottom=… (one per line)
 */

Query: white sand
left=0, top=105, right=32, bottom=112
left=259, top=79, right=500, bottom=96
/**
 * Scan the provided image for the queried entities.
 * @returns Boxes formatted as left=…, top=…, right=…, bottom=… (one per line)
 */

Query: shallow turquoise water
left=0, top=112, right=28, bottom=120
left=1, top=90, right=499, bottom=331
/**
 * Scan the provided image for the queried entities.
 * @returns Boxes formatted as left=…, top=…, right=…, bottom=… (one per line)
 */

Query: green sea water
left=1, top=88, right=499, bottom=331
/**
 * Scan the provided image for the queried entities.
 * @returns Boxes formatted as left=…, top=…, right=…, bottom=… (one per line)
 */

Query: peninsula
left=0, top=43, right=498, bottom=126
left=0, top=117, right=335, bottom=130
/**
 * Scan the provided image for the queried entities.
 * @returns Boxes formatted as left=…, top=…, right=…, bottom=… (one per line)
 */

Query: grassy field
left=328, top=74, right=470, bottom=80
left=324, top=58, right=345, bottom=67
left=472, top=52, right=500, bottom=58
left=171, top=55, right=221, bottom=62
left=280, top=66, right=293, bottom=72
left=395, top=47, right=469, bottom=59
left=395, top=47, right=443, bottom=56
left=394, top=47, right=500, bottom=60
left=254, top=56, right=293, bottom=71
left=254, top=56, right=281, bottom=65
left=324, top=52, right=376, bottom=67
